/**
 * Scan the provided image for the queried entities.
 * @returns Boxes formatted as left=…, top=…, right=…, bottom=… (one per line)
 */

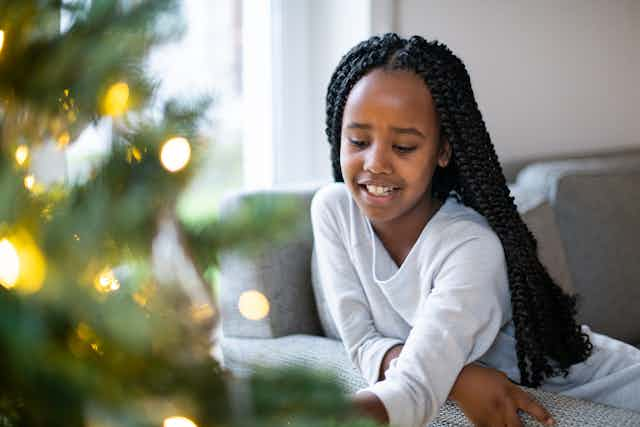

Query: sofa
left=218, top=149, right=640, bottom=426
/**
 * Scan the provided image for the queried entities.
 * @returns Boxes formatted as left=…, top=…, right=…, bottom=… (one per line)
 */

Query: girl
left=311, top=33, right=640, bottom=427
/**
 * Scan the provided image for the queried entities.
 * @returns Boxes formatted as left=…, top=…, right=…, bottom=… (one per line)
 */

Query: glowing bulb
left=0, top=239, right=20, bottom=289
left=0, top=231, right=46, bottom=293
left=102, top=82, right=129, bottom=116
left=57, top=131, right=70, bottom=148
left=160, top=137, right=191, bottom=173
left=164, top=416, right=198, bottom=427
left=0, top=30, right=5, bottom=54
left=24, top=175, right=35, bottom=190
left=15, top=145, right=29, bottom=166
left=238, top=290, right=270, bottom=321
left=94, top=268, right=120, bottom=293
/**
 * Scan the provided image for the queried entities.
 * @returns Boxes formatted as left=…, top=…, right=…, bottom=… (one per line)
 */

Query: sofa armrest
left=218, top=187, right=324, bottom=339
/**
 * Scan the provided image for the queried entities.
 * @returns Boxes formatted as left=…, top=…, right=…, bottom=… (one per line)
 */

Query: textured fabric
left=221, top=335, right=640, bottom=426
left=218, top=189, right=323, bottom=339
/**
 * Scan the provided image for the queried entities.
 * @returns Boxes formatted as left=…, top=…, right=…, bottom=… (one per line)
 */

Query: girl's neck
left=370, top=196, right=444, bottom=267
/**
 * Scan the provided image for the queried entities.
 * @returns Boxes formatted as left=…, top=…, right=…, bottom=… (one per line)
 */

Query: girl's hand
left=450, top=364, right=555, bottom=427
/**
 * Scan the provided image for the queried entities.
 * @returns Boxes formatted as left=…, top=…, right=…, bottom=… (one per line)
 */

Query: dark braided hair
left=325, top=33, right=592, bottom=387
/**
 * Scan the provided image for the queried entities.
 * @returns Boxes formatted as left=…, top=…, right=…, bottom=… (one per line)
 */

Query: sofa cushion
left=221, top=334, right=640, bottom=426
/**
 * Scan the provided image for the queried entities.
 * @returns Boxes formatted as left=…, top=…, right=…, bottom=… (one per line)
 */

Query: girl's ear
left=438, top=139, right=452, bottom=168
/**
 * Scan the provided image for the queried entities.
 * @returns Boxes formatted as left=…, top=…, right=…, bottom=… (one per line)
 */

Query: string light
left=0, top=239, right=20, bottom=289
left=0, top=30, right=4, bottom=55
left=15, top=145, right=29, bottom=166
left=164, top=416, right=198, bottom=427
left=0, top=230, right=46, bottom=294
left=238, top=290, right=270, bottom=321
left=160, top=137, right=191, bottom=172
left=94, top=267, right=120, bottom=293
left=102, top=81, right=129, bottom=116
left=57, top=131, right=70, bottom=148
left=24, top=174, right=35, bottom=190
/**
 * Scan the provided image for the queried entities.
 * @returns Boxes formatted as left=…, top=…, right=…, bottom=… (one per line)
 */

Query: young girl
left=311, top=33, right=640, bottom=427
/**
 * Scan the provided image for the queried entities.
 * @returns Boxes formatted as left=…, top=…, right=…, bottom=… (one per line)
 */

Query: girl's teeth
left=366, top=185, right=394, bottom=196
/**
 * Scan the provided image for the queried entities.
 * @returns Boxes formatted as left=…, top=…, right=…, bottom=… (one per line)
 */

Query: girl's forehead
left=343, top=68, right=437, bottom=126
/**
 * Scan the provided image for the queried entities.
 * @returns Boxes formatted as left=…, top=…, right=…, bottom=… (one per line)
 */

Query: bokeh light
left=164, top=416, right=198, bottom=427
left=160, top=137, right=191, bottom=173
left=0, top=230, right=46, bottom=294
left=0, top=239, right=20, bottom=289
left=94, top=267, right=120, bottom=293
left=15, top=145, right=29, bottom=166
left=238, top=290, right=270, bottom=320
left=57, top=131, right=71, bottom=148
left=23, top=174, right=35, bottom=190
left=0, top=30, right=4, bottom=54
left=102, top=81, right=129, bottom=116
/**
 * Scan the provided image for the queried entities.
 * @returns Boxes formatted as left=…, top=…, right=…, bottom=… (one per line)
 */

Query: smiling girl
left=311, top=34, right=640, bottom=427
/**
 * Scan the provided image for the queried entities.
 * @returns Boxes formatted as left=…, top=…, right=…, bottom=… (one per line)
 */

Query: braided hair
left=325, top=33, right=592, bottom=387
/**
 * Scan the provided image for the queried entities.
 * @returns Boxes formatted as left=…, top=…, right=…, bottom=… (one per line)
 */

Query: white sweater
left=310, top=183, right=519, bottom=427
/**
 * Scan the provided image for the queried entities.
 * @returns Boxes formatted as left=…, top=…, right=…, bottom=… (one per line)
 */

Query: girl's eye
left=394, top=145, right=416, bottom=153
left=349, top=139, right=368, bottom=148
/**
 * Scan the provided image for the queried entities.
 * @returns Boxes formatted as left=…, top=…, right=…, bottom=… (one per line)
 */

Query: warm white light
left=238, top=290, right=270, bottom=320
left=160, top=137, right=191, bottom=173
left=0, top=239, right=20, bottom=288
left=163, top=416, right=198, bottom=427
left=24, top=174, right=35, bottom=190
left=15, top=145, right=29, bottom=165
left=94, top=268, right=120, bottom=293
left=0, top=30, right=5, bottom=54
left=102, top=82, right=129, bottom=116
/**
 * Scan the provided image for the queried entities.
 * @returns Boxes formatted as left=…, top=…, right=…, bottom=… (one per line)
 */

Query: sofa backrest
left=515, top=154, right=640, bottom=343
left=218, top=188, right=324, bottom=339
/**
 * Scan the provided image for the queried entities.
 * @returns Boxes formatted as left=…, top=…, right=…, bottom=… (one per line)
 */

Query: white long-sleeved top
left=310, top=183, right=640, bottom=427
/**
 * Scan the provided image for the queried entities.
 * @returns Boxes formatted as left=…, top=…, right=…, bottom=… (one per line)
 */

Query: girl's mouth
left=359, top=184, right=399, bottom=204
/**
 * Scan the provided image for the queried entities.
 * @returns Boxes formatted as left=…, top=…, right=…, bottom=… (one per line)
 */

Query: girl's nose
left=363, top=142, right=392, bottom=175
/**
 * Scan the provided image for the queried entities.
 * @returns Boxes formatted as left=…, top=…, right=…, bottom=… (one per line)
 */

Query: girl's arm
left=378, top=344, right=554, bottom=426
left=359, top=232, right=521, bottom=427
left=311, top=187, right=403, bottom=385
left=353, top=362, right=555, bottom=426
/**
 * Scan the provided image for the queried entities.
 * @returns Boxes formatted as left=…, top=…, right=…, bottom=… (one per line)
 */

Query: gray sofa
left=218, top=149, right=640, bottom=426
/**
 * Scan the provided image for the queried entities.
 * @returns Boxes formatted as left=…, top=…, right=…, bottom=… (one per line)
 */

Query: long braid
left=324, top=33, right=592, bottom=387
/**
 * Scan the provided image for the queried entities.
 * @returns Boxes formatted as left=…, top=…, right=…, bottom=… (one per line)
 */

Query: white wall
left=395, top=0, right=640, bottom=163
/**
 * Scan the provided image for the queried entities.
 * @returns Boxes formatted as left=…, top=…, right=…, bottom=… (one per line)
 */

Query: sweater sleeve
left=360, top=232, right=511, bottom=427
left=311, top=188, right=404, bottom=386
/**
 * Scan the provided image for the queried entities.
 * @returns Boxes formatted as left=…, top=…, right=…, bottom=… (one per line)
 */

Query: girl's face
left=340, top=68, right=451, bottom=227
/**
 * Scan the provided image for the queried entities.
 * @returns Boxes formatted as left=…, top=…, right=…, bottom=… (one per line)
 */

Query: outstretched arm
left=353, top=361, right=555, bottom=427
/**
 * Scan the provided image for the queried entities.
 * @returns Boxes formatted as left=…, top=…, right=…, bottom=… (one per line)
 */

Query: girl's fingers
left=504, top=402, right=524, bottom=427
left=514, top=389, right=555, bottom=426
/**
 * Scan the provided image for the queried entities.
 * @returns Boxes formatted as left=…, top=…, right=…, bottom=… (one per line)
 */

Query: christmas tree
left=0, top=1, right=379, bottom=426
